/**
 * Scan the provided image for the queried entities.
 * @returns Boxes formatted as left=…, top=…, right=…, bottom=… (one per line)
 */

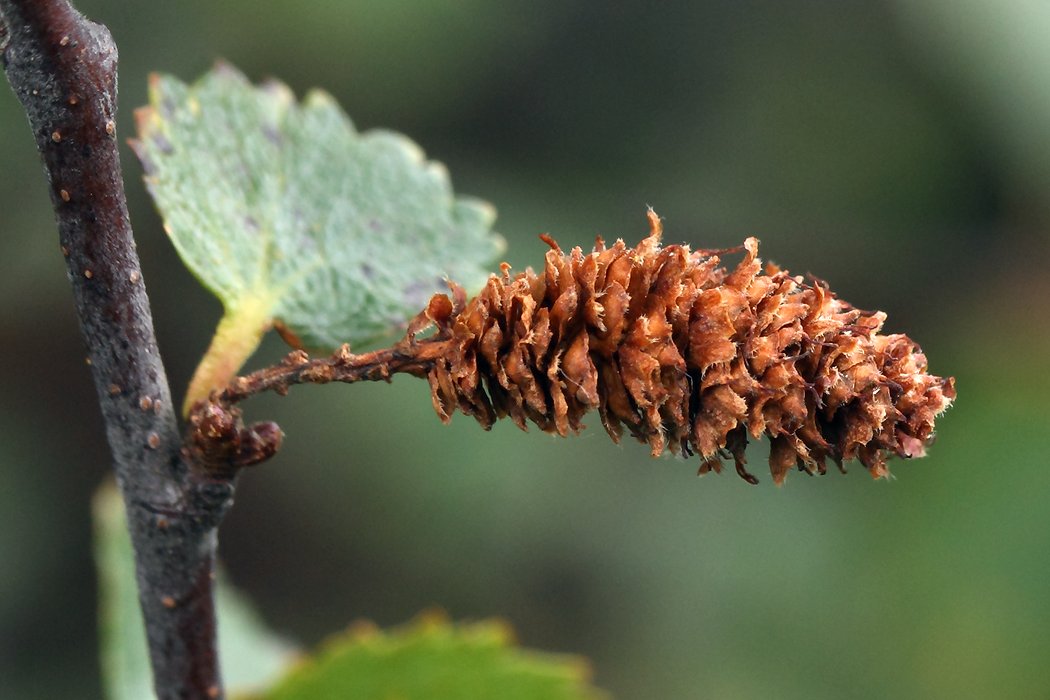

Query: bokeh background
left=2, top=1, right=1048, bottom=698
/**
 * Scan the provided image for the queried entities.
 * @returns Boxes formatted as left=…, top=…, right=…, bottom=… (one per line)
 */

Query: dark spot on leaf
left=360, top=263, right=375, bottom=279
left=262, top=124, right=283, bottom=146
left=298, top=235, right=317, bottom=252
left=369, top=218, right=383, bottom=231
left=213, top=61, right=238, bottom=77
left=160, top=96, right=177, bottom=119
left=403, top=279, right=441, bottom=309
left=244, top=215, right=259, bottom=232
left=152, top=133, right=174, bottom=155
left=259, top=79, right=285, bottom=96
left=386, top=313, right=409, bottom=329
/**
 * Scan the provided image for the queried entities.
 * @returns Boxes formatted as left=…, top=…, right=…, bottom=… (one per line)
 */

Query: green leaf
left=252, top=614, right=607, bottom=700
left=131, top=62, right=503, bottom=410
left=94, top=484, right=153, bottom=700
left=93, top=482, right=298, bottom=700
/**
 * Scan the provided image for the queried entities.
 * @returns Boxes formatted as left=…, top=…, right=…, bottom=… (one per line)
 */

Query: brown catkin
left=413, top=211, right=955, bottom=484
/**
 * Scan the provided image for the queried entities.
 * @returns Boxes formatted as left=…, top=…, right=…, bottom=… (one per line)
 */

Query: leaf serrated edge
left=248, top=612, right=606, bottom=700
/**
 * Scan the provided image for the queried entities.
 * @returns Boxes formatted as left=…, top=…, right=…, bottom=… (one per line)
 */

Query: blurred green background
left=2, top=1, right=1048, bottom=698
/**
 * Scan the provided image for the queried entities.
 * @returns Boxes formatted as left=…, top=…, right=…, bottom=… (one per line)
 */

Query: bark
left=1, top=2, right=232, bottom=697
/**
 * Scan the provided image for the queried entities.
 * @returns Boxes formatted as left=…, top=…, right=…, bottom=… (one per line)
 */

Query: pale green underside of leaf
left=93, top=482, right=298, bottom=700
left=252, top=615, right=606, bottom=700
left=134, top=63, right=502, bottom=349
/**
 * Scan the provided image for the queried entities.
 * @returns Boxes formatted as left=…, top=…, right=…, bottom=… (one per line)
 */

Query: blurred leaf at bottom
left=252, top=614, right=607, bottom=700
left=94, top=481, right=604, bottom=699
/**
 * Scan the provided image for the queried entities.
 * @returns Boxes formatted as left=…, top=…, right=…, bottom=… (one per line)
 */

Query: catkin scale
left=413, top=211, right=955, bottom=484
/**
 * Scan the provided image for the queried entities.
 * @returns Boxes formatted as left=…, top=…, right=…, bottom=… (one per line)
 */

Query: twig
left=224, top=341, right=448, bottom=403
left=187, top=340, right=448, bottom=473
left=0, top=2, right=254, bottom=697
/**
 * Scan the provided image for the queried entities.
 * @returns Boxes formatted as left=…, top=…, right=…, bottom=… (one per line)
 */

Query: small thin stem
left=185, top=338, right=449, bottom=474
left=224, top=340, right=449, bottom=403
left=0, top=2, right=235, bottom=697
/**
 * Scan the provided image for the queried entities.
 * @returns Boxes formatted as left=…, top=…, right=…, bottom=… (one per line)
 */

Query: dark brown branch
left=0, top=2, right=238, bottom=697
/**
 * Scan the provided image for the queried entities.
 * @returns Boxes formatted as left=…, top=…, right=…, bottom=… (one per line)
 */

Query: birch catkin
left=414, top=211, right=955, bottom=484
